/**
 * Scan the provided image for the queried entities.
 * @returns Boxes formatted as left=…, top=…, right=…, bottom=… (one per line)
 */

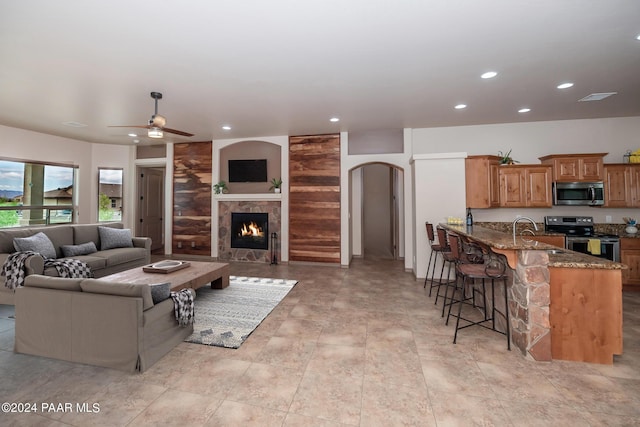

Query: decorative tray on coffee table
left=143, top=260, right=191, bottom=274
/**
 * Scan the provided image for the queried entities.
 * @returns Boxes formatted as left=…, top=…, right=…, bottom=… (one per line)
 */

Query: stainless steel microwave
left=552, top=182, right=605, bottom=206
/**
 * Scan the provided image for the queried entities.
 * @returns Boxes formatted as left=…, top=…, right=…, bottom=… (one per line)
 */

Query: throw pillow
left=98, top=226, right=133, bottom=250
left=13, top=232, right=57, bottom=259
left=149, top=282, right=171, bottom=304
left=61, top=241, right=98, bottom=258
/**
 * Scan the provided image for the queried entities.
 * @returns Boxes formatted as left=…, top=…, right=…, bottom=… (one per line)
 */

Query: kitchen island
left=440, top=223, right=625, bottom=364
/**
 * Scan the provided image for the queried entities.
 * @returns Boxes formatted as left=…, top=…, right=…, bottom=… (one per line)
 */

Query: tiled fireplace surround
left=218, top=200, right=281, bottom=263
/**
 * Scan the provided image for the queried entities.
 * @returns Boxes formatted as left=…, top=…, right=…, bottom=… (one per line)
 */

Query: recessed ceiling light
left=578, top=92, right=617, bottom=102
left=636, top=34, right=640, bottom=41
left=518, top=108, right=531, bottom=113
left=481, top=71, right=498, bottom=79
left=133, top=139, right=140, bottom=143
left=222, top=125, right=231, bottom=130
left=128, top=133, right=137, bottom=137
left=454, top=104, right=467, bottom=110
left=557, top=82, right=574, bottom=89
left=62, top=121, right=87, bottom=127
left=330, top=117, right=340, bottom=122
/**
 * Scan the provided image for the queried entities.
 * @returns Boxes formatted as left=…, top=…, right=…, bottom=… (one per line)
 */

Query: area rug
left=185, top=275, right=298, bottom=349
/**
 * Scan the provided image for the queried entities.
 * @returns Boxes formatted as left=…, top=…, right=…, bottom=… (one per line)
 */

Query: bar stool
left=433, top=227, right=456, bottom=309
left=446, top=235, right=511, bottom=350
left=423, top=222, right=444, bottom=296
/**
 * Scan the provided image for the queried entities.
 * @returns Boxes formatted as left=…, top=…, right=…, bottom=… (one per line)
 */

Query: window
left=98, top=168, right=123, bottom=222
left=0, top=158, right=76, bottom=228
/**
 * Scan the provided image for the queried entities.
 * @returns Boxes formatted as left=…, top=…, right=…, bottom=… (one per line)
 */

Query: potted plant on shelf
left=498, top=149, right=519, bottom=165
left=213, top=180, right=228, bottom=194
left=269, top=177, right=282, bottom=193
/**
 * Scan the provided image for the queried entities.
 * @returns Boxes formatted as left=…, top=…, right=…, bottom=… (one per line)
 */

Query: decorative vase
left=625, top=225, right=638, bottom=234
left=274, top=188, right=281, bottom=194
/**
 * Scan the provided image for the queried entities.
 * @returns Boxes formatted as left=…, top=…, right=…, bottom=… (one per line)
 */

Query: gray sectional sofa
left=0, top=222, right=151, bottom=305
left=15, top=274, right=193, bottom=372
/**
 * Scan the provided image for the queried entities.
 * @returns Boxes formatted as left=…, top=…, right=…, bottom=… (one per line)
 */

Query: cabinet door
left=465, top=156, right=501, bottom=208
left=530, top=235, right=565, bottom=248
left=499, top=167, right=525, bottom=207
left=526, top=166, right=552, bottom=207
left=555, top=158, right=580, bottom=181
left=629, top=165, right=640, bottom=207
left=604, top=165, right=630, bottom=207
left=489, top=162, right=501, bottom=206
left=581, top=157, right=604, bottom=180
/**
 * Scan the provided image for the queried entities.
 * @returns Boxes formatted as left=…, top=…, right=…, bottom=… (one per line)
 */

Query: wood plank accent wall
left=289, top=134, right=341, bottom=263
left=173, top=142, right=212, bottom=255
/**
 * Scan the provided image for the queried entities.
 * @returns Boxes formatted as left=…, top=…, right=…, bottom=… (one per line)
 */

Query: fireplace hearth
left=231, top=212, right=269, bottom=250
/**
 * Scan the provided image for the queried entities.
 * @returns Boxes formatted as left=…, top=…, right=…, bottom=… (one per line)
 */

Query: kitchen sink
left=546, top=249, right=566, bottom=254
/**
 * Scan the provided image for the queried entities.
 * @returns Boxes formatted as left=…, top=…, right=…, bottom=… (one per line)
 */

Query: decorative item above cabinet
left=539, top=153, right=607, bottom=182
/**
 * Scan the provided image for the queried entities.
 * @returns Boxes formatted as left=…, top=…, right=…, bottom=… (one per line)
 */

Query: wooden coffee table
left=100, top=261, right=230, bottom=291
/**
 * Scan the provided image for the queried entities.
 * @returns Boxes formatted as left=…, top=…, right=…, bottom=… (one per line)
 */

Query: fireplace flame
left=240, top=221, right=263, bottom=237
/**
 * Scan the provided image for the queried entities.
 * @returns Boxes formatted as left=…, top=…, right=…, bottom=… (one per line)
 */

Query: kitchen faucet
left=512, top=216, right=539, bottom=243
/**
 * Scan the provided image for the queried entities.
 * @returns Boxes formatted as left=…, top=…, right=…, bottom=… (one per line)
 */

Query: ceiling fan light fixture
left=148, top=127, right=164, bottom=138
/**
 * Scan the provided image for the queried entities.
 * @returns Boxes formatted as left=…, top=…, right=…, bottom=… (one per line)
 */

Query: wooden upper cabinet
left=539, top=153, right=606, bottom=182
left=499, top=165, right=552, bottom=207
left=465, top=155, right=501, bottom=208
left=604, top=164, right=640, bottom=208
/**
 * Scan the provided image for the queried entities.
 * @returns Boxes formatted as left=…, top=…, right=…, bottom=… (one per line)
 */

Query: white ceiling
left=1, top=0, right=639, bottom=146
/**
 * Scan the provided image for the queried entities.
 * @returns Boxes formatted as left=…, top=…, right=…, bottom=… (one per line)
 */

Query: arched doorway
left=351, top=162, right=404, bottom=260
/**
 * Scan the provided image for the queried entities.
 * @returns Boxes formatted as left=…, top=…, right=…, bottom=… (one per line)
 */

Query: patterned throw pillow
left=61, top=241, right=98, bottom=258
left=98, top=226, right=133, bottom=250
left=13, top=232, right=57, bottom=259
left=149, top=282, right=171, bottom=304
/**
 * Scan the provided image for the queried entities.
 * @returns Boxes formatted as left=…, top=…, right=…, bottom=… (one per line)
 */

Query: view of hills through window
left=0, top=159, right=75, bottom=227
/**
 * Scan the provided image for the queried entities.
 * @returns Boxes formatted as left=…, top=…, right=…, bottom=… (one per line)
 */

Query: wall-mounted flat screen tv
left=228, top=159, right=268, bottom=182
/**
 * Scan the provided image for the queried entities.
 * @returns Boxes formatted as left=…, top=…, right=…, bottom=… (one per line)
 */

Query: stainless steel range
left=544, top=215, right=620, bottom=262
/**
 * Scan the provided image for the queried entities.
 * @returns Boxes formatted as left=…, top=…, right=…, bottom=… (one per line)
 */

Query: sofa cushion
left=72, top=222, right=122, bottom=247
left=57, top=255, right=107, bottom=272
left=61, top=241, right=97, bottom=258
left=13, top=232, right=57, bottom=260
left=149, top=282, right=171, bottom=304
left=0, top=228, right=34, bottom=254
left=98, top=227, right=133, bottom=250
left=80, top=279, right=154, bottom=310
left=39, top=226, right=74, bottom=258
left=24, top=275, right=83, bottom=292
left=93, top=247, right=147, bottom=267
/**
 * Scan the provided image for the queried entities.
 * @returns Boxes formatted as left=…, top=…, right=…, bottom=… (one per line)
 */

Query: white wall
left=411, top=153, right=467, bottom=278
left=412, top=116, right=640, bottom=163
left=0, top=125, right=132, bottom=228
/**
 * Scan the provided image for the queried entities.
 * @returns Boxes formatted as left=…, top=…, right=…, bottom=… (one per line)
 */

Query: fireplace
left=231, top=212, right=269, bottom=250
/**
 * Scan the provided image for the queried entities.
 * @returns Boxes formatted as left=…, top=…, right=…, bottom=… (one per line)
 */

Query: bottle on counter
left=466, top=208, right=473, bottom=227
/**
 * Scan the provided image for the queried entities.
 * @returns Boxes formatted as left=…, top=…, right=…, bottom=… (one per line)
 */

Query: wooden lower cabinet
left=499, top=165, right=552, bottom=207
left=549, top=267, right=623, bottom=364
left=621, top=238, right=640, bottom=291
left=529, top=235, right=565, bottom=248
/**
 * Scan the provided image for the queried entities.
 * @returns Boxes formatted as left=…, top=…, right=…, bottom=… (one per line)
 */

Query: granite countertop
left=439, top=223, right=626, bottom=270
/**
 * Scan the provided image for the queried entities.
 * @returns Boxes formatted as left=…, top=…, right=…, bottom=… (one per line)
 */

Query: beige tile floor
left=0, top=256, right=639, bottom=426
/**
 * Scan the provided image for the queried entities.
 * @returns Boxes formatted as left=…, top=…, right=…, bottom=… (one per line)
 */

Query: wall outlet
left=605, top=215, right=612, bottom=223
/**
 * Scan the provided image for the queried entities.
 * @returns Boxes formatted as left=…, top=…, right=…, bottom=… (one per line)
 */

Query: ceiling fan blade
left=108, top=125, right=151, bottom=129
left=162, top=127, right=194, bottom=137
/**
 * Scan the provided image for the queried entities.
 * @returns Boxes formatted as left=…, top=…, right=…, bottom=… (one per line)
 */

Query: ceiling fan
left=109, top=92, right=194, bottom=138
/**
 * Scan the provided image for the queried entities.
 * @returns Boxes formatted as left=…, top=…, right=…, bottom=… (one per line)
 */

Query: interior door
left=138, top=167, right=164, bottom=252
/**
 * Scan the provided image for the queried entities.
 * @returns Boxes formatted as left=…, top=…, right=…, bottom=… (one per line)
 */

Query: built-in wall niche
left=219, top=140, right=281, bottom=194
